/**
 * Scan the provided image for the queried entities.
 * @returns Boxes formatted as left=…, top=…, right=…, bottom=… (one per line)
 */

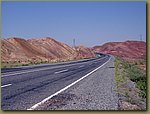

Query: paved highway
left=1, top=55, right=110, bottom=110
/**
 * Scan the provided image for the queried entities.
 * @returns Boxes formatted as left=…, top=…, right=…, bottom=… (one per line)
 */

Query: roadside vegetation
left=1, top=60, right=55, bottom=68
left=1, top=60, right=47, bottom=68
left=115, top=57, right=146, bottom=110
left=1, top=57, right=92, bottom=68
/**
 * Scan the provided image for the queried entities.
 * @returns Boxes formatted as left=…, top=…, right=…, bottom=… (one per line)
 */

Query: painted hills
left=92, top=41, right=146, bottom=60
left=1, top=37, right=146, bottom=66
left=1, top=37, right=95, bottom=64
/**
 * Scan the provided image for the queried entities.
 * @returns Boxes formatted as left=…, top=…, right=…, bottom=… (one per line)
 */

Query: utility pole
left=140, top=34, right=142, bottom=41
left=73, top=38, right=75, bottom=48
left=73, top=38, right=77, bottom=60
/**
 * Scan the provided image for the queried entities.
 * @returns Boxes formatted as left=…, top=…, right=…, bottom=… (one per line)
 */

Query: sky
left=2, top=1, right=146, bottom=47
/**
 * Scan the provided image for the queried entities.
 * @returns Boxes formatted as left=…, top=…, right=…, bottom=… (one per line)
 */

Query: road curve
left=1, top=55, right=111, bottom=110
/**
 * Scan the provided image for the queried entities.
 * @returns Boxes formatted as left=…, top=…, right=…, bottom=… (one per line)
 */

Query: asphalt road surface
left=1, top=55, right=114, bottom=110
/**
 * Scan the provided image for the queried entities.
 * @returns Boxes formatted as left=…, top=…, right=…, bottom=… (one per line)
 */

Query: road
left=1, top=55, right=111, bottom=110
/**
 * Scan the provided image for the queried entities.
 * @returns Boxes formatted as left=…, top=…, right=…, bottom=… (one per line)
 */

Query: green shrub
left=121, top=60, right=146, bottom=98
left=115, top=58, right=146, bottom=99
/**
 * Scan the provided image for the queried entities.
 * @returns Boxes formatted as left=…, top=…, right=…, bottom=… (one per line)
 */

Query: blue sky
left=2, top=1, right=146, bottom=47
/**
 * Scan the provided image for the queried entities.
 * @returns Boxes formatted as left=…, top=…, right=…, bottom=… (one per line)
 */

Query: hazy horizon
left=2, top=1, right=146, bottom=46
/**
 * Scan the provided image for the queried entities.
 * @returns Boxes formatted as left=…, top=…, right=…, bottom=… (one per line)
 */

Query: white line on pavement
left=54, top=69, right=68, bottom=74
left=78, top=65, right=85, bottom=68
left=1, top=84, right=12, bottom=88
left=2, top=57, right=107, bottom=77
left=27, top=57, right=111, bottom=110
left=2, top=64, right=77, bottom=77
left=1, top=67, right=53, bottom=77
left=2, top=59, right=98, bottom=77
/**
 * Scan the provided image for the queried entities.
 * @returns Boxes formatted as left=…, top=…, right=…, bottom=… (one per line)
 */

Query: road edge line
left=27, top=57, right=111, bottom=110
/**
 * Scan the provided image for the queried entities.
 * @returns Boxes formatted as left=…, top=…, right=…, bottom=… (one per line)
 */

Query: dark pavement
left=1, top=55, right=110, bottom=110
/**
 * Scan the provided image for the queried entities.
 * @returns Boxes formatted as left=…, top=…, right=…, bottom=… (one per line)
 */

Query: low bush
left=121, top=60, right=146, bottom=98
left=115, top=58, right=146, bottom=98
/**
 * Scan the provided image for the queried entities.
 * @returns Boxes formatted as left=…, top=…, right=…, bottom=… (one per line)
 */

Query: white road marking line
left=2, top=57, right=106, bottom=77
left=27, top=57, right=111, bottom=110
left=54, top=69, right=68, bottom=74
left=2, top=64, right=72, bottom=77
left=1, top=67, right=53, bottom=77
left=2, top=59, right=96, bottom=77
left=79, top=65, right=85, bottom=68
left=1, top=84, right=12, bottom=88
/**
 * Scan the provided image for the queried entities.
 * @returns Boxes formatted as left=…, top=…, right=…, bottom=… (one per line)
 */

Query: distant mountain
left=92, top=41, right=146, bottom=60
left=1, top=37, right=146, bottom=64
left=74, top=45, right=95, bottom=59
left=1, top=37, right=95, bottom=63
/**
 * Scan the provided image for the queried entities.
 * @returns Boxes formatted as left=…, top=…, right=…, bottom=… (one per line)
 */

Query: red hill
left=93, top=41, right=146, bottom=60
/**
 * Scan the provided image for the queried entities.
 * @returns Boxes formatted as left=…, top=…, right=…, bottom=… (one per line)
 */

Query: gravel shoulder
left=36, top=56, right=119, bottom=110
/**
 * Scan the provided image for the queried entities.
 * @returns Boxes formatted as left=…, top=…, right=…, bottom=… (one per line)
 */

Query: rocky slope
left=1, top=38, right=146, bottom=65
left=93, top=41, right=146, bottom=60
left=74, top=46, right=95, bottom=59
left=1, top=37, right=95, bottom=64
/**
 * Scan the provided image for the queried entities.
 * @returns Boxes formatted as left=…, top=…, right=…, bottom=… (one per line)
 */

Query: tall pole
left=140, top=34, right=142, bottom=41
left=73, top=38, right=75, bottom=48
left=73, top=38, right=76, bottom=60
